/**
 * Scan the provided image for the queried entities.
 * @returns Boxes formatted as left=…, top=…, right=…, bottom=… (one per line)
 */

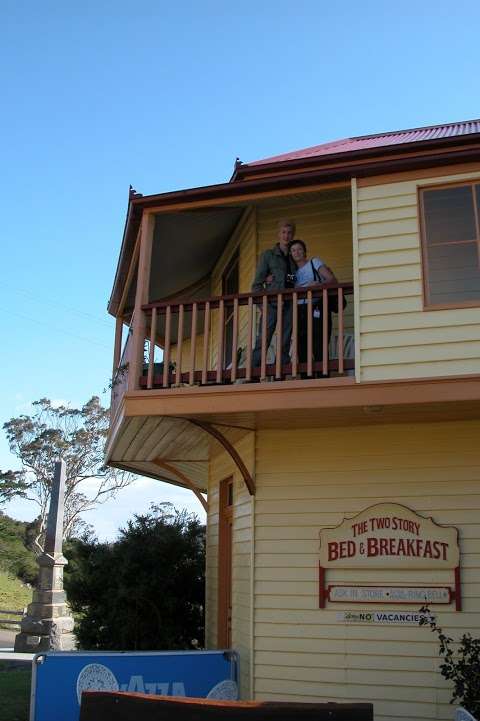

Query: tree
left=0, top=397, right=135, bottom=545
left=64, top=504, right=205, bottom=650
left=0, top=470, right=29, bottom=503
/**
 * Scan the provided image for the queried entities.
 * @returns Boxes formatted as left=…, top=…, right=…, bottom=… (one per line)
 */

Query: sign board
left=328, top=585, right=451, bottom=604
left=319, top=503, right=459, bottom=569
left=336, top=610, right=434, bottom=625
left=30, top=649, right=238, bottom=721
left=318, top=503, right=461, bottom=610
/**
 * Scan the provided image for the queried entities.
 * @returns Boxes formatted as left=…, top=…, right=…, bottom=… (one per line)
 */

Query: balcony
left=111, top=282, right=354, bottom=417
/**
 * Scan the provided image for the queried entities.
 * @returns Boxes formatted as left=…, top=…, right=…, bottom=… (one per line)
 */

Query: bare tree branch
left=0, top=396, right=137, bottom=548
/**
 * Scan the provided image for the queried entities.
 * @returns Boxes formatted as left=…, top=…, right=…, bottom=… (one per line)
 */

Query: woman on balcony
left=290, top=239, right=337, bottom=371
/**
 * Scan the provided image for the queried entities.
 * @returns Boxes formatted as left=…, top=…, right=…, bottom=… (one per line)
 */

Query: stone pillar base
left=14, top=550, right=76, bottom=653
left=14, top=615, right=76, bottom=653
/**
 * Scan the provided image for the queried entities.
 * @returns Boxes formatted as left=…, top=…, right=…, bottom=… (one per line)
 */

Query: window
left=420, top=182, right=480, bottom=308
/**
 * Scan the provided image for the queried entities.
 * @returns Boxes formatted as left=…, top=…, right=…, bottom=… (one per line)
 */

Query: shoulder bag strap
left=311, top=259, right=321, bottom=282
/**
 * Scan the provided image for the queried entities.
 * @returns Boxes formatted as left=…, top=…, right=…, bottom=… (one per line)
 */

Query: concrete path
left=0, top=629, right=34, bottom=664
left=0, top=628, right=17, bottom=648
left=0, top=651, right=33, bottom=662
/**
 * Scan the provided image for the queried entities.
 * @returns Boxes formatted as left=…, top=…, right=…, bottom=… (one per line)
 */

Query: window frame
left=419, top=179, right=480, bottom=310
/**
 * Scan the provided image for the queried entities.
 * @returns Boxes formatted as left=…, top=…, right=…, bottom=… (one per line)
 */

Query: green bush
left=0, top=514, right=37, bottom=585
left=64, top=504, right=205, bottom=651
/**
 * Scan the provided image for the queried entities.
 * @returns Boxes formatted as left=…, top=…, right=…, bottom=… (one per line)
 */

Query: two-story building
left=106, top=119, right=480, bottom=721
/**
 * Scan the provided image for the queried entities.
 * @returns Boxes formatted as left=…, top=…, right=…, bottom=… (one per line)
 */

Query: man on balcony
left=251, top=219, right=297, bottom=370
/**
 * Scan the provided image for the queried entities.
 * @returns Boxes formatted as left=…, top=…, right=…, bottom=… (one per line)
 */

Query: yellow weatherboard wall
left=355, top=169, right=480, bottom=382
left=252, top=420, right=480, bottom=721
left=204, top=420, right=480, bottom=718
left=256, top=188, right=352, bottom=283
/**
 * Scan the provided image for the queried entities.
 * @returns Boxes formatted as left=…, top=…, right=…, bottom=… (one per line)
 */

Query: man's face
left=278, top=223, right=294, bottom=250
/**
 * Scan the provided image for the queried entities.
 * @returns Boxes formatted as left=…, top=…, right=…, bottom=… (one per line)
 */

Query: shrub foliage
left=420, top=606, right=480, bottom=717
left=64, top=504, right=205, bottom=651
left=0, top=513, right=38, bottom=585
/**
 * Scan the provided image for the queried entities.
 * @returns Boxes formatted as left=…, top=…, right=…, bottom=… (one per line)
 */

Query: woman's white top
left=295, top=257, right=324, bottom=304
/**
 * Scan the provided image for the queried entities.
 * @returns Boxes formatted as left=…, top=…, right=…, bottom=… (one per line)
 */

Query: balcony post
left=128, top=212, right=155, bottom=391
left=112, top=316, right=123, bottom=376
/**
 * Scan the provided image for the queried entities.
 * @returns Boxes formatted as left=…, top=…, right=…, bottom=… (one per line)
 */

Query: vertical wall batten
left=351, top=178, right=361, bottom=383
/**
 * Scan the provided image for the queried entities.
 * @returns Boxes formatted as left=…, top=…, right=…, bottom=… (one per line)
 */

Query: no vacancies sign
left=319, top=503, right=459, bottom=570
left=336, top=610, right=434, bottom=625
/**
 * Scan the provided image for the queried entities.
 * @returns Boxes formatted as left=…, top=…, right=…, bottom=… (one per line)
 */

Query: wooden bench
left=80, top=692, right=374, bottom=721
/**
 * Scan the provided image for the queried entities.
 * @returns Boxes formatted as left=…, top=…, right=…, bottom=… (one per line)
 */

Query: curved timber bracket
left=151, top=458, right=208, bottom=512
left=189, top=419, right=256, bottom=495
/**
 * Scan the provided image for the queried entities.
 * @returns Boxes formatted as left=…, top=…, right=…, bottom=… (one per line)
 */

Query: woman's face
left=290, top=242, right=306, bottom=264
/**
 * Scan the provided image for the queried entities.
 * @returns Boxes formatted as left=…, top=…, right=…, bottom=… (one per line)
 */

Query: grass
left=0, top=662, right=31, bottom=721
left=0, top=570, right=31, bottom=627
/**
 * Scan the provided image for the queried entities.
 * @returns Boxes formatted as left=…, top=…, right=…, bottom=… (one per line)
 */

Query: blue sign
left=31, top=649, right=239, bottom=721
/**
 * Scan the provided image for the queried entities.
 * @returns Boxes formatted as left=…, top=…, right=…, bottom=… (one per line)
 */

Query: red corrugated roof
left=244, top=119, right=480, bottom=168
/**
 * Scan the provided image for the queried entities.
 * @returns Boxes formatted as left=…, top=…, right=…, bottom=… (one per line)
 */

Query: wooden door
left=218, top=477, right=233, bottom=647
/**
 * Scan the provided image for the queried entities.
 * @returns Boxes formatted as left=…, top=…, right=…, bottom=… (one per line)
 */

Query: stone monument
left=15, top=459, right=75, bottom=652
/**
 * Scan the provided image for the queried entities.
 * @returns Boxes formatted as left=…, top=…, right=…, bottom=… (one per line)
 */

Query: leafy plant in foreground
left=420, top=605, right=480, bottom=717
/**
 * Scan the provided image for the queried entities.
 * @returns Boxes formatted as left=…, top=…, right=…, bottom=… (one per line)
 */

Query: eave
left=105, top=374, right=480, bottom=498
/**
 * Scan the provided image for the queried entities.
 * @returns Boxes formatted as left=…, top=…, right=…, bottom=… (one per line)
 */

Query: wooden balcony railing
left=137, top=284, right=354, bottom=389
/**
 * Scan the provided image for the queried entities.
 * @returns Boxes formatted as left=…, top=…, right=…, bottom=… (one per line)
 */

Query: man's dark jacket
left=251, top=244, right=296, bottom=292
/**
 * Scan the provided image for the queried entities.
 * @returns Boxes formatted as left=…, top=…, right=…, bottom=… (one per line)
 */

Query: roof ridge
left=349, top=117, right=480, bottom=142
left=239, top=117, right=480, bottom=171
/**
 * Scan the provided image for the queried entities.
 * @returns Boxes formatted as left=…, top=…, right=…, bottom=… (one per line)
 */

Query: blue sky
left=1, top=0, right=479, bottom=538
